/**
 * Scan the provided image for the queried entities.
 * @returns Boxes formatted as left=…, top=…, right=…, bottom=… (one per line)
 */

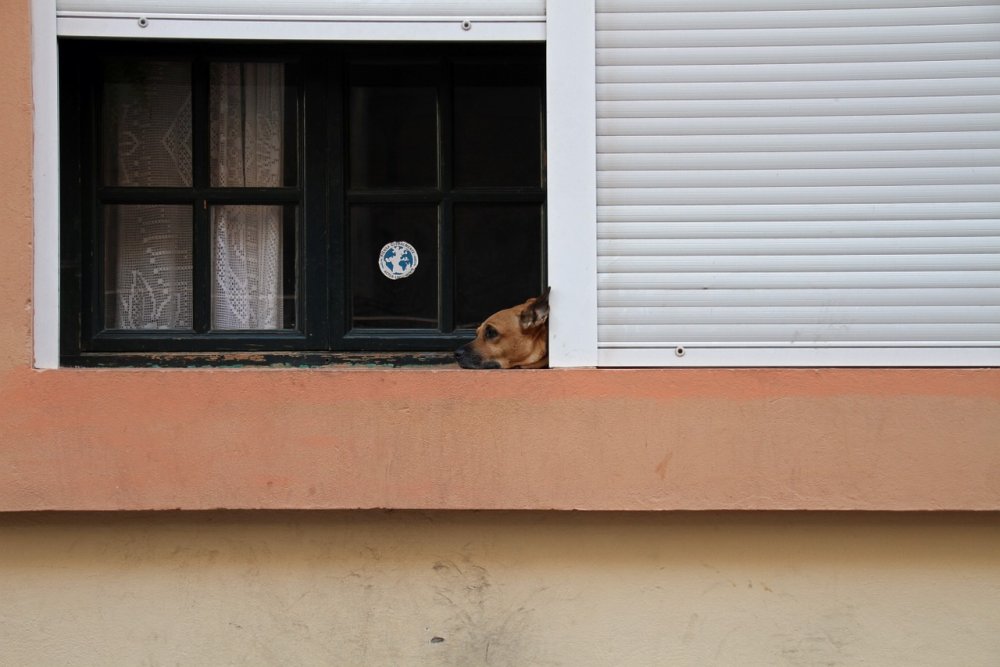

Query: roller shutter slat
left=596, top=24, right=1000, bottom=48
left=598, top=42, right=1000, bottom=66
left=598, top=185, right=1000, bottom=206
left=597, top=6, right=1000, bottom=30
left=598, top=220, right=1000, bottom=238
left=599, top=323, right=1000, bottom=344
left=599, top=236, right=1000, bottom=256
left=597, top=202, right=1000, bottom=222
left=598, top=166, right=1000, bottom=188
left=598, top=273, right=1000, bottom=289
left=598, top=78, right=1000, bottom=100
left=599, top=252, right=1000, bottom=273
left=599, top=288, right=1000, bottom=308
left=598, top=97, right=1000, bottom=119
left=599, top=149, right=1000, bottom=170
left=597, top=60, right=1000, bottom=84
left=599, top=305, right=1000, bottom=326
left=599, top=132, right=1000, bottom=153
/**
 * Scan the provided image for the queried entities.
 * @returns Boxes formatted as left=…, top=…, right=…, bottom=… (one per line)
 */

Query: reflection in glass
left=453, top=85, right=541, bottom=187
left=102, top=61, right=192, bottom=187
left=104, top=205, right=193, bottom=330
left=454, top=204, right=543, bottom=329
left=349, top=86, right=438, bottom=188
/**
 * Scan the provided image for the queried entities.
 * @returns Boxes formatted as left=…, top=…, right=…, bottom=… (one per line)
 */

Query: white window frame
left=32, top=0, right=61, bottom=369
left=545, top=0, right=598, bottom=367
left=30, top=0, right=600, bottom=368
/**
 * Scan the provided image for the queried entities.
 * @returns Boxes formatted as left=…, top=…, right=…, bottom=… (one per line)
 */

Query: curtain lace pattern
left=106, top=62, right=193, bottom=329
left=108, top=61, right=285, bottom=330
left=210, top=62, right=284, bottom=330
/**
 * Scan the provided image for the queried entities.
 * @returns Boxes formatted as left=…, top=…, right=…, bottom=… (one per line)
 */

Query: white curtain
left=210, top=62, right=284, bottom=330
left=106, top=61, right=193, bottom=329
left=108, top=61, right=284, bottom=330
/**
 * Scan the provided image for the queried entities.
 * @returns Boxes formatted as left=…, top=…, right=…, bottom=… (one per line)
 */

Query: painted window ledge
left=1, top=367, right=998, bottom=511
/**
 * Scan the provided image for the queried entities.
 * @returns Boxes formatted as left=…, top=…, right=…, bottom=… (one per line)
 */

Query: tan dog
left=455, top=287, right=550, bottom=369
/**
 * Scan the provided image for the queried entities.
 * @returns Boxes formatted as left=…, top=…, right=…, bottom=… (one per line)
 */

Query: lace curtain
left=106, top=61, right=284, bottom=330
left=209, top=63, right=284, bottom=330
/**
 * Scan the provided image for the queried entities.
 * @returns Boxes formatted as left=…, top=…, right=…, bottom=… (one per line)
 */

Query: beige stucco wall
left=2, top=511, right=999, bottom=666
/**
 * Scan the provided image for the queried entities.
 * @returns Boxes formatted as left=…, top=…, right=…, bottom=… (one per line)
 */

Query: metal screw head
left=675, top=346, right=686, bottom=357
left=137, top=16, right=149, bottom=28
left=461, top=19, right=472, bottom=31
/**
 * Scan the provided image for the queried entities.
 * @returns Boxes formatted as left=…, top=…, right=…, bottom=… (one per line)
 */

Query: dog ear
left=519, top=286, right=551, bottom=331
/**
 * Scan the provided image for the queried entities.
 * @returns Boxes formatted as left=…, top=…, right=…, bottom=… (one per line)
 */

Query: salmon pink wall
left=4, top=0, right=1000, bottom=511
left=2, top=367, right=1000, bottom=511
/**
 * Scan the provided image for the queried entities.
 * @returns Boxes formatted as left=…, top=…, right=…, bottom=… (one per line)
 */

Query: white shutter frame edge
left=57, top=15, right=544, bottom=41
left=32, top=0, right=60, bottom=369
left=546, top=0, right=599, bottom=367
left=56, top=1, right=545, bottom=40
left=600, top=347, right=1000, bottom=368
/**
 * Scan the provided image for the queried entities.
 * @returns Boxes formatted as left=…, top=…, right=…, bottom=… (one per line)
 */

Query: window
left=59, top=41, right=545, bottom=363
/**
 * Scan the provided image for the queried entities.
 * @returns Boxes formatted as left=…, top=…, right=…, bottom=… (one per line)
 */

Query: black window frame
left=59, top=40, right=546, bottom=366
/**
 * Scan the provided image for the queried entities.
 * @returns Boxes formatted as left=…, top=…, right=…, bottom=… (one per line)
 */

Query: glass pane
left=104, top=205, right=193, bottom=330
left=454, top=204, right=542, bottom=329
left=210, top=62, right=294, bottom=187
left=212, top=206, right=292, bottom=330
left=453, top=85, right=541, bottom=188
left=102, top=61, right=192, bottom=187
left=349, top=86, right=438, bottom=189
left=350, top=206, right=438, bottom=329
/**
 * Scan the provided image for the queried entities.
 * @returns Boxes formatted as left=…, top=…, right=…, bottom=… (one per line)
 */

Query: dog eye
left=484, top=325, right=499, bottom=340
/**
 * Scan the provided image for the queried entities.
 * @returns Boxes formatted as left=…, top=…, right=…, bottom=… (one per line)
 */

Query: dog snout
left=454, top=343, right=476, bottom=368
left=455, top=342, right=500, bottom=369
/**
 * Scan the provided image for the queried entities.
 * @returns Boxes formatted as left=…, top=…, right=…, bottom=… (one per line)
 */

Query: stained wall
left=1, top=511, right=999, bottom=666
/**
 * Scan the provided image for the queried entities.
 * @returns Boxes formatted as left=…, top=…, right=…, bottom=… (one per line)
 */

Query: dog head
left=455, top=287, right=550, bottom=369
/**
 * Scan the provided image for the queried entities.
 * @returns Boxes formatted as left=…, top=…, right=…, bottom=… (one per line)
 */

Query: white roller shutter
left=596, top=0, right=1000, bottom=366
left=56, top=0, right=545, bottom=40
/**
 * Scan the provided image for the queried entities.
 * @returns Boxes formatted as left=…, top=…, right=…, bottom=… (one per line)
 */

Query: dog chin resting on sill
left=454, top=287, right=550, bottom=369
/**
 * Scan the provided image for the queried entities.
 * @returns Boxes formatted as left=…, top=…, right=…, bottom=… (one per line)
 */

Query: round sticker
left=378, top=241, right=419, bottom=280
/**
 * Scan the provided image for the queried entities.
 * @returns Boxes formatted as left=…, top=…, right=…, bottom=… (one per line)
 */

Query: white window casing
left=546, top=0, right=599, bottom=367
left=596, top=0, right=1000, bottom=366
left=32, top=0, right=553, bottom=367
left=55, top=0, right=545, bottom=40
left=32, top=0, right=60, bottom=369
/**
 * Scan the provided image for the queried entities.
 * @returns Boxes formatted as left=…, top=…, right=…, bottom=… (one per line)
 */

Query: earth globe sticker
left=378, top=241, right=419, bottom=280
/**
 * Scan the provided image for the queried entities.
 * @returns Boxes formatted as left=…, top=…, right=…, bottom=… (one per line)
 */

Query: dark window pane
left=350, top=205, right=438, bottom=329
left=211, top=205, right=293, bottom=330
left=102, top=61, right=192, bottom=187
left=210, top=62, right=295, bottom=187
left=103, top=204, right=193, bottom=330
left=453, top=85, right=541, bottom=188
left=454, top=204, right=542, bottom=329
left=349, top=86, right=438, bottom=189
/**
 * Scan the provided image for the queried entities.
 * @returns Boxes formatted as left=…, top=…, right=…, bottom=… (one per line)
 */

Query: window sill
left=2, top=367, right=999, bottom=512
left=62, top=351, right=459, bottom=368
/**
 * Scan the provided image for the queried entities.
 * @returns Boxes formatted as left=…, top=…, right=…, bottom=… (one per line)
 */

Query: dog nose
left=454, top=347, right=465, bottom=361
